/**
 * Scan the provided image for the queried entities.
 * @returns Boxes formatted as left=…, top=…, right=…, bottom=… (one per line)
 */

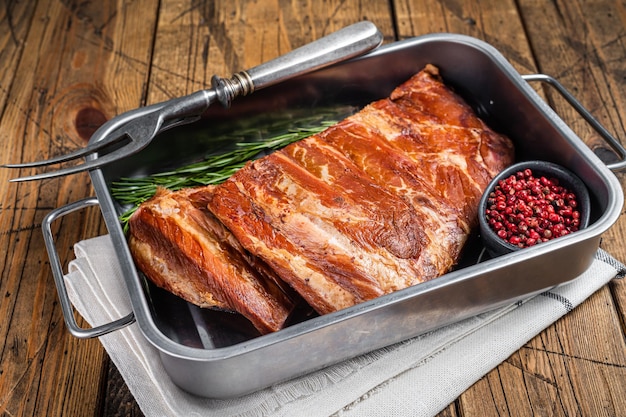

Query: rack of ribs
left=129, top=64, right=515, bottom=333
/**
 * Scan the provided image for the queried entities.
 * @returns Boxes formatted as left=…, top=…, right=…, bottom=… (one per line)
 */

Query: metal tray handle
left=42, top=197, right=135, bottom=339
left=523, top=74, right=626, bottom=172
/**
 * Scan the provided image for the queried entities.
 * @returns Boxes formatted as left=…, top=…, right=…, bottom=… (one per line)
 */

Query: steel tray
left=44, top=33, right=624, bottom=398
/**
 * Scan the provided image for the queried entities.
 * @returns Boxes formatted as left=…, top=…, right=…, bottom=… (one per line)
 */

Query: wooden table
left=1, top=1, right=624, bottom=415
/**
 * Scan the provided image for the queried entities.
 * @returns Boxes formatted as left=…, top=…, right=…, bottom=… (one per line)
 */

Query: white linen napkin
left=64, top=235, right=624, bottom=417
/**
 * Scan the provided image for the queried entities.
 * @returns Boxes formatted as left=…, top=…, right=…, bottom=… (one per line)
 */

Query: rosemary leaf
left=112, top=120, right=337, bottom=232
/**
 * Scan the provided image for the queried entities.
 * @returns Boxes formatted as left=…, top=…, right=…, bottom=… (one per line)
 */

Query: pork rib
left=128, top=187, right=297, bottom=334
left=207, top=64, right=514, bottom=315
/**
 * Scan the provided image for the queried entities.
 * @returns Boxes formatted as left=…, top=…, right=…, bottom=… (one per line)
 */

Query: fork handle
left=211, top=21, right=383, bottom=108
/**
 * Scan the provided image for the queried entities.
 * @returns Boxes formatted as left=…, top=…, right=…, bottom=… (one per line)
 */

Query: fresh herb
left=111, top=119, right=339, bottom=231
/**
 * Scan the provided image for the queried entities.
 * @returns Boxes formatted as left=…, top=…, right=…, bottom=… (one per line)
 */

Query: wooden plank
left=460, top=285, right=626, bottom=417
left=393, top=0, right=538, bottom=74
left=518, top=0, right=626, bottom=171
left=528, top=288, right=626, bottom=415
left=146, top=0, right=397, bottom=104
left=0, top=0, right=34, bottom=112
left=0, top=0, right=159, bottom=415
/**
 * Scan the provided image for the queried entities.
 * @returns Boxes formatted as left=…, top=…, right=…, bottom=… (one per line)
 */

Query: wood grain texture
left=395, top=0, right=538, bottom=73
left=0, top=0, right=158, bottom=415
left=0, top=1, right=624, bottom=416
left=146, top=0, right=396, bottom=104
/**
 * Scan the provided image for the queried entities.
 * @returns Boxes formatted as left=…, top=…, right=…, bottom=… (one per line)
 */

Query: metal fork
left=4, top=21, right=383, bottom=182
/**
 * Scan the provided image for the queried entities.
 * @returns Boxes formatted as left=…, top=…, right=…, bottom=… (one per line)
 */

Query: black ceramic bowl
left=478, top=160, right=591, bottom=257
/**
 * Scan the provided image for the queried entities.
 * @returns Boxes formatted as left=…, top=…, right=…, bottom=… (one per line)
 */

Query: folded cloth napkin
left=64, top=235, right=624, bottom=417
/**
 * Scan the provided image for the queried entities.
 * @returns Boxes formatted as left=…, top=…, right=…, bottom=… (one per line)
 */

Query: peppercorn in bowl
left=479, top=160, right=591, bottom=257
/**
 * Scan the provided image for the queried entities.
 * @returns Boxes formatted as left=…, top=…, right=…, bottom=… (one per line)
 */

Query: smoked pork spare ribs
left=128, top=65, right=515, bottom=334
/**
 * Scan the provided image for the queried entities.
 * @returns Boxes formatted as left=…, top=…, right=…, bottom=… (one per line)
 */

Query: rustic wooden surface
left=0, top=1, right=624, bottom=416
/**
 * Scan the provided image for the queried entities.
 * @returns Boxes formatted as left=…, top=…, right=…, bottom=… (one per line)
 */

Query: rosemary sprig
left=111, top=120, right=338, bottom=231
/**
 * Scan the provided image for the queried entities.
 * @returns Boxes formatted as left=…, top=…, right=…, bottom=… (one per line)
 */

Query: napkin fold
left=64, top=235, right=624, bottom=417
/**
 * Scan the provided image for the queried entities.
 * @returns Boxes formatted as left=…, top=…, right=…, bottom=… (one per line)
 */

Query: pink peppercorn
left=485, top=168, right=582, bottom=248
